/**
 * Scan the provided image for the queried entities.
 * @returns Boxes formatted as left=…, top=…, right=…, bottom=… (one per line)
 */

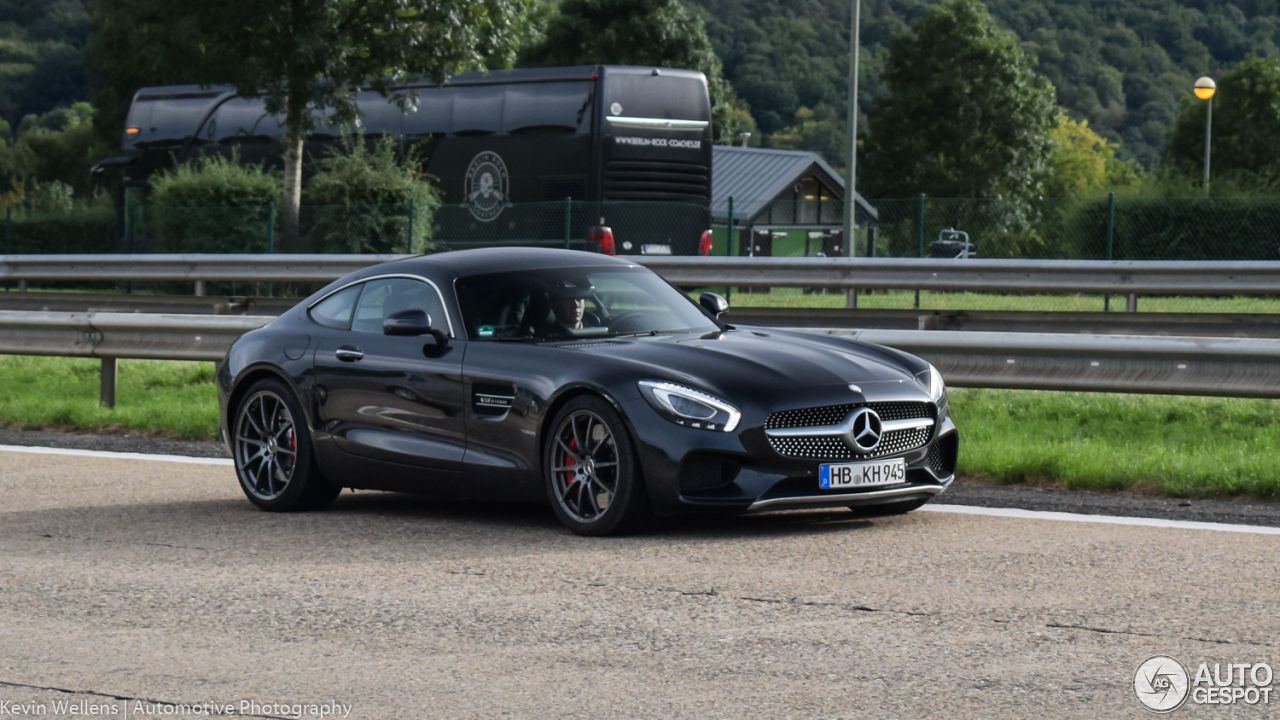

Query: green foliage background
left=690, top=0, right=1280, bottom=170
left=4, top=0, right=1280, bottom=195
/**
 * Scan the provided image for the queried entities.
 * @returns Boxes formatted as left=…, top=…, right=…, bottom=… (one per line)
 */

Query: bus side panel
left=427, top=134, right=592, bottom=247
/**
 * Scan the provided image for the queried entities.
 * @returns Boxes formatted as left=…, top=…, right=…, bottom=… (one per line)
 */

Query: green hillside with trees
left=2, top=0, right=1280, bottom=205
left=691, top=0, right=1280, bottom=171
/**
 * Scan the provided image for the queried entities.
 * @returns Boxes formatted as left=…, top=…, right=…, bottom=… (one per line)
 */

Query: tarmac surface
left=1, top=447, right=1278, bottom=719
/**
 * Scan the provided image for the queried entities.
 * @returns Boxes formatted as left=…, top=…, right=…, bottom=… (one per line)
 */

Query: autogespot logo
left=1134, top=655, right=1275, bottom=712
left=1134, top=655, right=1190, bottom=712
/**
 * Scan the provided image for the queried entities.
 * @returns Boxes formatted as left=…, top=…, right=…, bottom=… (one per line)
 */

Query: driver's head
left=545, top=278, right=592, bottom=329
left=551, top=297, right=585, bottom=329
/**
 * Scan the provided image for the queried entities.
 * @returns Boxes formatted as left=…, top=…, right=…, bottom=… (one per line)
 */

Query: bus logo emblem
left=464, top=151, right=509, bottom=222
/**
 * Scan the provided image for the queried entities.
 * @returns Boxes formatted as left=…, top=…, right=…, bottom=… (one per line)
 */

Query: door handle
left=335, top=346, right=364, bottom=362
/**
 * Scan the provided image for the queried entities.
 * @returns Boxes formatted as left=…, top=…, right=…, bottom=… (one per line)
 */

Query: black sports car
left=217, top=249, right=958, bottom=535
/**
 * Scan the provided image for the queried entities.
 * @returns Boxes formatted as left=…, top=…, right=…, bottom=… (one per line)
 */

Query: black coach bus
left=111, top=65, right=713, bottom=254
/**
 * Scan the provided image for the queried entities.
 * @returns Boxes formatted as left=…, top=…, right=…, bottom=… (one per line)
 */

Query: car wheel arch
left=228, top=365, right=314, bottom=434
left=537, top=385, right=632, bottom=463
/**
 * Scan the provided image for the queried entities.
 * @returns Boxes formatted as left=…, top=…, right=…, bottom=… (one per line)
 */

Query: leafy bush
left=147, top=152, right=280, bottom=253
left=25, top=180, right=75, bottom=211
left=6, top=206, right=117, bottom=254
left=302, top=133, right=439, bottom=253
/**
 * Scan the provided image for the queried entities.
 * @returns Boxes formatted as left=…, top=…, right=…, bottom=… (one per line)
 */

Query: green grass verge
left=950, top=388, right=1280, bottom=499
left=711, top=287, right=1280, bottom=314
left=0, top=355, right=219, bottom=439
left=2, top=356, right=1278, bottom=500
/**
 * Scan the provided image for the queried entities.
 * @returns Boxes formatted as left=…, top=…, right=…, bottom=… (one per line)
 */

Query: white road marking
left=0, top=444, right=232, bottom=466
left=1, top=444, right=1278, bottom=535
left=922, top=503, right=1280, bottom=536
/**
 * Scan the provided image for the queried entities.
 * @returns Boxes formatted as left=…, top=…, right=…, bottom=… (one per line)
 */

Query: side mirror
left=699, top=292, right=729, bottom=318
left=384, top=309, right=435, bottom=337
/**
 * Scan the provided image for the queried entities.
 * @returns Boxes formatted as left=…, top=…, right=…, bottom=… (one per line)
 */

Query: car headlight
left=921, top=364, right=948, bottom=414
left=637, top=381, right=740, bottom=432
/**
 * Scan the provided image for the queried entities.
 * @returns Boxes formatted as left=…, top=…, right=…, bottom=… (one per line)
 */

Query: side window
left=402, top=87, right=453, bottom=137
left=451, top=85, right=504, bottom=135
left=351, top=278, right=449, bottom=335
left=503, top=82, right=592, bottom=134
left=205, top=97, right=283, bottom=144
left=309, top=285, right=362, bottom=329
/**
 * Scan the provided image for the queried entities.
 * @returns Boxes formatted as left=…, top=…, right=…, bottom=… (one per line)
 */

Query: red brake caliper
left=565, top=438, right=578, bottom=495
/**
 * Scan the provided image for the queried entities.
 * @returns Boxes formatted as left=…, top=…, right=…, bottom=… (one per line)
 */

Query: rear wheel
left=232, top=378, right=340, bottom=512
left=544, top=396, right=649, bottom=536
left=847, top=497, right=931, bottom=518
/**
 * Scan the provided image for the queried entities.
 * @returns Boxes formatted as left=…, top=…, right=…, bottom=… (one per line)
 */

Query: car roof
left=417, top=247, right=641, bottom=276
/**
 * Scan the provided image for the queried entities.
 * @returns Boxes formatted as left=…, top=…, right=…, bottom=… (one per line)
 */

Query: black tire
left=231, top=377, right=341, bottom=512
left=847, top=496, right=931, bottom=518
left=543, top=395, right=650, bottom=536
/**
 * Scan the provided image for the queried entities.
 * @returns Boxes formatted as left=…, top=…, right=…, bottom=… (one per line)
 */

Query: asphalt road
left=1, top=449, right=1278, bottom=719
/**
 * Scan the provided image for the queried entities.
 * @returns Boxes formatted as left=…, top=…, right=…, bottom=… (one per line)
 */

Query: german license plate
left=819, top=458, right=906, bottom=489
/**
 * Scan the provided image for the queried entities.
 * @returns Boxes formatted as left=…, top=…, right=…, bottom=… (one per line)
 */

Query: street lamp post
left=842, top=0, right=861, bottom=308
left=1195, top=76, right=1216, bottom=196
left=843, top=0, right=861, bottom=260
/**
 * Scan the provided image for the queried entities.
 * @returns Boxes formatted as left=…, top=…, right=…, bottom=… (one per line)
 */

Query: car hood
left=568, top=327, right=927, bottom=406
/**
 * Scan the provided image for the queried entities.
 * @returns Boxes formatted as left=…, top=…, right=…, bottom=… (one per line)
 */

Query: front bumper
left=744, top=474, right=952, bottom=513
left=620, top=397, right=958, bottom=516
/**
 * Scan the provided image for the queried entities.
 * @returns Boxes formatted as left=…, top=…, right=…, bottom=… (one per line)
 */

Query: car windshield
left=455, top=266, right=719, bottom=341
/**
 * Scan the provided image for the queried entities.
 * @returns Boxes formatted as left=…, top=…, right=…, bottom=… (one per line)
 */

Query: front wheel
left=543, top=395, right=650, bottom=536
left=232, top=378, right=340, bottom=512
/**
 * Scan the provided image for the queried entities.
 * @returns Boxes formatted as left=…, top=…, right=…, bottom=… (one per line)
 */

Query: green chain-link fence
left=865, top=195, right=1280, bottom=262
left=0, top=200, right=710, bottom=256
left=7, top=196, right=1280, bottom=312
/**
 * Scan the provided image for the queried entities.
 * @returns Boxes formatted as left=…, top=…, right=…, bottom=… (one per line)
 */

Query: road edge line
left=921, top=503, right=1280, bottom=536
left=0, top=443, right=232, bottom=466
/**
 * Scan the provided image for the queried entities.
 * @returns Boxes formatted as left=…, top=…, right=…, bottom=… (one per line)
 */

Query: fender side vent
left=473, top=384, right=515, bottom=417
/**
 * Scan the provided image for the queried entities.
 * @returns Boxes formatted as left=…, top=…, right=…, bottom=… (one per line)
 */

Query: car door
left=312, top=275, right=467, bottom=472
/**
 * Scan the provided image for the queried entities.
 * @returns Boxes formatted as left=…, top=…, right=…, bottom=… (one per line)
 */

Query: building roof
left=711, top=145, right=877, bottom=226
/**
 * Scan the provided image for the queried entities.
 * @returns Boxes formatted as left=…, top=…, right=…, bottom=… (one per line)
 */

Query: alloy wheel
left=234, top=390, right=299, bottom=502
left=550, top=409, right=620, bottom=523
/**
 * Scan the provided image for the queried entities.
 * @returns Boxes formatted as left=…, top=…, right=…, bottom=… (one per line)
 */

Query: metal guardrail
left=0, top=254, right=404, bottom=284
left=634, top=256, right=1280, bottom=295
left=5, top=254, right=1280, bottom=296
left=826, top=329, right=1280, bottom=398
left=4, top=310, right=1280, bottom=407
left=0, top=311, right=271, bottom=406
left=725, top=307, right=1280, bottom=338
left=7, top=292, right=1280, bottom=338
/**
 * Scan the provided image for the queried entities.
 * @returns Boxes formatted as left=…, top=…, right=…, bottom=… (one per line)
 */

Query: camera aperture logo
left=1134, top=655, right=1274, bottom=712
left=1135, top=655, right=1190, bottom=712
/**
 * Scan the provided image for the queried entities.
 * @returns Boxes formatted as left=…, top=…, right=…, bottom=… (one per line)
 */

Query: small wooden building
left=710, top=145, right=878, bottom=257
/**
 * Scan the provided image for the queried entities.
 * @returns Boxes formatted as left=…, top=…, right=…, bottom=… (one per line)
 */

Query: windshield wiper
left=612, top=329, right=697, bottom=339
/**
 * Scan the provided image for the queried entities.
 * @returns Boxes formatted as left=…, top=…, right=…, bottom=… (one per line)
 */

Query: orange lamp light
left=1194, top=77, right=1216, bottom=100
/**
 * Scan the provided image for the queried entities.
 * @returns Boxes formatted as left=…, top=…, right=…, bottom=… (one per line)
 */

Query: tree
left=304, top=133, right=441, bottom=253
left=862, top=0, right=1057, bottom=199
left=85, top=0, right=212, bottom=148
left=1165, top=55, right=1280, bottom=190
left=89, top=0, right=524, bottom=239
left=519, top=0, right=749, bottom=144
left=1044, top=115, right=1141, bottom=196
left=767, top=105, right=844, bottom=169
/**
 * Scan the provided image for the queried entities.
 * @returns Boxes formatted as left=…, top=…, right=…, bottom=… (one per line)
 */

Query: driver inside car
left=552, top=296, right=585, bottom=331
left=535, top=279, right=602, bottom=338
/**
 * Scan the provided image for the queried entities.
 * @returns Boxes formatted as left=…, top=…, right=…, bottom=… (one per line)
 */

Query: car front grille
left=928, top=442, right=946, bottom=474
left=765, top=401, right=930, bottom=429
left=765, top=402, right=934, bottom=461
